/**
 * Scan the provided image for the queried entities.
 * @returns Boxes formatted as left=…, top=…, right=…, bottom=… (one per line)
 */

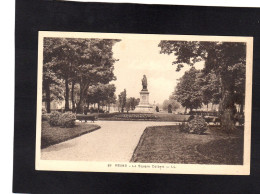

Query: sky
left=111, top=39, right=204, bottom=105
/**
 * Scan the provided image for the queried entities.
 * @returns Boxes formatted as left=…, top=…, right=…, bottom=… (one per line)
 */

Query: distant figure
left=168, top=104, right=172, bottom=113
left=83, top=106, right=88, bottom=115
left=142, top=75, right=148, bottom=90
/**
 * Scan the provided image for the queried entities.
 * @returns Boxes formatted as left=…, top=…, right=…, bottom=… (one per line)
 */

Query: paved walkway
left=41, top=121, right=179, bottom=162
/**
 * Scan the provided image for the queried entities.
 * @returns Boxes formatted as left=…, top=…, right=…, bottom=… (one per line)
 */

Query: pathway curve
left=41, top=121, right=179, bottom=162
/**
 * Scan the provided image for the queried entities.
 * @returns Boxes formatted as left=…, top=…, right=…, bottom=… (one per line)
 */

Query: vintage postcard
left=36, top=31, right=252, bottom=175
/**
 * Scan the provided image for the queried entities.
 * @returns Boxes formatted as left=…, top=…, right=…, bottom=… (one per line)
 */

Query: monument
left=134, top=75, right=155, bottom=112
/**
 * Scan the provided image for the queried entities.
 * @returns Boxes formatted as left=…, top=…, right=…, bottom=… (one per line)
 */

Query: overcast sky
left=111, top=39, right=204, bottom=105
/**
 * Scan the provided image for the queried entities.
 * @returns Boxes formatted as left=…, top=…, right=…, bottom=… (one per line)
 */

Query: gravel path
left=41, top=121, right=179, bottom=162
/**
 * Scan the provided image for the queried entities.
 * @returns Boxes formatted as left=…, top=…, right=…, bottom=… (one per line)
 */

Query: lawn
left=41, top=121, right=100, bottom=149
left=131, top=125, right=243, bottom=165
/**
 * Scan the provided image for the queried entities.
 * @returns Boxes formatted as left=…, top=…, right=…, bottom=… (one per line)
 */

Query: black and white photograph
left=36, top=31, right=252, bottom=175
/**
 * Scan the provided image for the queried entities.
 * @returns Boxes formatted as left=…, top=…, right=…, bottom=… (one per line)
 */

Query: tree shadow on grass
left=42, top=141, right=78, bottom=153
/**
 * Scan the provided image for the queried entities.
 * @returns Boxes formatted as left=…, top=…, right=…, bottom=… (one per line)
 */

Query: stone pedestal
left=139, top=90, right=149, bottom=105
left=134, top=89, right=154, bottom=112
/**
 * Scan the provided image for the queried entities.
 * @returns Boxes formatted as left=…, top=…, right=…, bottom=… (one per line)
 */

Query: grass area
left=131, top=125, right=243, bottom=164
left=41, top=121, right=100, bottom=149
left=154, top=113, right=190, bottom=122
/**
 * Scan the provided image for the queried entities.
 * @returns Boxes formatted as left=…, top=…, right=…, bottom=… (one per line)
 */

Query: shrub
left=179, top=115, right=208, bottom=134
left=42, top=113, right=50, bottom=121
left=42, top=108, right=47, bottom=114
left=48, top=111, right=76, bottom=128
left=48, top=111, right=62, bottom=126
left=178, top=122, right=189, bottom=133
left=59, top=112, right=76, bottom=128
left=187, top=115, right=195, bottom=122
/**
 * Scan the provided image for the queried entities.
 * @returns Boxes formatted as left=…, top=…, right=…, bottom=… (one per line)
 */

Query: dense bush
left=42, top=108, right=47, bottom=114
left=178, top=122, right=189, bottom=133
left=49, top=111, right=62, bottom=126
left=179, top=115, right=208, bottom=134
left=42, top=113, right=50, bottom=121
left=59, top=112, right=76, bottom=128
left=48, top=111, right=76, bottom=128
left=187, top=116, right=208, bottom=134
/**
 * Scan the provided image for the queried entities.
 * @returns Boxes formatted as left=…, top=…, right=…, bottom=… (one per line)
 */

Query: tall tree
left=106, top=94, right=117, bottom=112
left=43, top=38, right=78, bottom=111
left=43, top=38, right=120, bottom=113
left=73, top=39, right=120, bottom=113
left=162, top=98, right=180, bottom=112
left=174, top=67, right=203, bottom=113
left=125, top=97, right=140, bottom=111
left=131, top=97, right=140, bottom=110
left=159, top=41, right=246, bottom=130
left=125, top=98, right=131, bottom=113
left=118, top=89, right=127, bottom=112
left=42, top=63, right=63, bottom=113
left=43, top=38, right=65, bottom=113
left=87, top=83, right=116, bottom=112
left=197, top=70, right=221, bottom=110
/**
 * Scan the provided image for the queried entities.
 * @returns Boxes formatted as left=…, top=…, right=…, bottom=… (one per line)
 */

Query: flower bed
left=114, top=113, right=158, bottom=120
left=81, top=112, right=190, bottom=122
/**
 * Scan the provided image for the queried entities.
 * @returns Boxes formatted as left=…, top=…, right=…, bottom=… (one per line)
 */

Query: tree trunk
left=65, top=77, right=69, bottom=111
left=71, top=81, right=75, bottom=112
left=240, top=103, right=244, bottom=114
left=219, top=89, right=236, bottom=130
left=45, top=81, right=51, bottom=113
left=76, top=82, right=89, bottom=114
left=184, top=107, right=187, bottom=114
left=76, top=99, right=84, bottom=114
left=76, top=83, right=84, bottom=114
left=216, top=75, right=236, bottom=130
left=98, top=102, right=100, bottom=113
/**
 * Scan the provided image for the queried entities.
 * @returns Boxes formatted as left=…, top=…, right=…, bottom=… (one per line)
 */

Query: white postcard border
left=36, top=31, right=253, bottom=175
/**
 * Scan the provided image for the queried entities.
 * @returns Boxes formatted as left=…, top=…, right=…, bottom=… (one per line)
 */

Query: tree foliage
left=87, top=83, right=116, bottom=111
left=162, top=96, right=180, bottom=112
left=125, top=97, right=140, bottom=112
left=174, top=67, right=202, bottom=112
left=42, top=38, right=65, bottom=112
left=197, top=70, right=222, bottom=107
left=159, top=41, right=246, bottom=129
left=43, top=37, right=120, bottom=113
left=118, top=89, right=127, bottom=112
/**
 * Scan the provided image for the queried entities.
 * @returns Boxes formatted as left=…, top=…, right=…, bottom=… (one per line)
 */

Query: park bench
left=234, top=115, right=244, bottom=126
left=204, top=116, right=220, bottom=125
left=212, top=117, right=221, bottom=125
left=76, top=115, right=97, bottom=123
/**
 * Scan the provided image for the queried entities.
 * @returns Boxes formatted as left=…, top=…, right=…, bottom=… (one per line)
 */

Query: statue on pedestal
left=135, top=74, right=154, bottom=112
left=142, top=75, right=148, bottom=90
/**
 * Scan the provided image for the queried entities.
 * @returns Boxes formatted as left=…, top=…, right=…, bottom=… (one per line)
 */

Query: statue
left=142, top=75, right=148, bottom=90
